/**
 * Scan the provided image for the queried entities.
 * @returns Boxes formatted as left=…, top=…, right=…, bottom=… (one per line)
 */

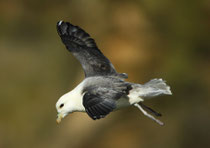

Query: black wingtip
left=56, top=20, right=69, bottom=36
left=57, top=20, right=63, bottom=26
left=56, top=20, right=97, bottom=48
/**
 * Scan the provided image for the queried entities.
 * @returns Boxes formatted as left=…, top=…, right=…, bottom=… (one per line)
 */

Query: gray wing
left=83, top=88, right=118, bottom=120
left=83, top=79, right=132, bottom=120
left=57, top=21, right=127, bottom=78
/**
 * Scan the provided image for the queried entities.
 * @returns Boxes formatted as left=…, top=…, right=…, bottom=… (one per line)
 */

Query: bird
left=55, top=20, right=172, bottom=126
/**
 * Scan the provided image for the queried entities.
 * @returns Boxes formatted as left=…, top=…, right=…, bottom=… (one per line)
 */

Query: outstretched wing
left=82, top=79, right=132, bottom=120
left=57, top=21, right=120, bottom=78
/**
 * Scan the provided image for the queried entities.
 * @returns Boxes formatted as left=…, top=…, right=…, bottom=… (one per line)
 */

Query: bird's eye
left=59, top=103, right=64, bottom=108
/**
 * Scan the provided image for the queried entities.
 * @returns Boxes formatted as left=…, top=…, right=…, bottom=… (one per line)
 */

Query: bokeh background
left=0, top=0, right=210, bottom=148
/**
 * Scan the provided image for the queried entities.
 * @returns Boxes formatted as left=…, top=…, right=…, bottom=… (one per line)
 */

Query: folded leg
left=134, top=103, right=164, bottom=126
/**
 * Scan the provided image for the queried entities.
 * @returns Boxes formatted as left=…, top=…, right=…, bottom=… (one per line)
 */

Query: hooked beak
left=56, top=113, right=64, bottom=124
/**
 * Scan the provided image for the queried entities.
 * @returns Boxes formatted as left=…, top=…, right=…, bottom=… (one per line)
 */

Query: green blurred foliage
left=0, top=0, right=210, bottom=148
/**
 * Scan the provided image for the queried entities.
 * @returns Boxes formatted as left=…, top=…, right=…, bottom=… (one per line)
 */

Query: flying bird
left=56, top=21, right=172, bottom=125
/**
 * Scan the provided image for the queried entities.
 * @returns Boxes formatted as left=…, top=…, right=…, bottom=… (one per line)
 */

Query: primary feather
left=57, top=21, right=127, bottom=78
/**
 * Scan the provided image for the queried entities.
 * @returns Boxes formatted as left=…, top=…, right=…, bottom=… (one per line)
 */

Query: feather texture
left=57, top=21, right=127, bottom=79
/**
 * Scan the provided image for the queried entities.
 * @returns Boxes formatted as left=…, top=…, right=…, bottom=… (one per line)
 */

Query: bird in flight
left=56, top=21, right=172, bottom=125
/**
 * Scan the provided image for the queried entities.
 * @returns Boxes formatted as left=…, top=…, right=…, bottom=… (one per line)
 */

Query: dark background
left=0, top=0, right=210, bottom=148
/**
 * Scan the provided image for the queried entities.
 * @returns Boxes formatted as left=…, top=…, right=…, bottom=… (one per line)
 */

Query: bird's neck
left=69, top=82, right=86, bottom=112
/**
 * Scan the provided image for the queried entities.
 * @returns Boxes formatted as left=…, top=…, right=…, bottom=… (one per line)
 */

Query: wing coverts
left=82, top=77, right=132, bottom=119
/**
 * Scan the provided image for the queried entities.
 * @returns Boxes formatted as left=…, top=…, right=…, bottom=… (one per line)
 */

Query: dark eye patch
left=60, top=103, right=64, bottom=108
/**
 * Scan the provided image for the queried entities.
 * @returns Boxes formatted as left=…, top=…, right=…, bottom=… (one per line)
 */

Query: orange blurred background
left=0, top=0, right=210, bottom=148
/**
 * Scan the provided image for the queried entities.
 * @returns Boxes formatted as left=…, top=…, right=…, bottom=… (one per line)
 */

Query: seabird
left=56, top=21, right=172, bottom=125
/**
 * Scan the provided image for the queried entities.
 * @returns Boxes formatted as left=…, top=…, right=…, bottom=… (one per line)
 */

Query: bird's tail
left=131, top=78, right=172, bottom=100
left=131, top=79, right=172, bottom=126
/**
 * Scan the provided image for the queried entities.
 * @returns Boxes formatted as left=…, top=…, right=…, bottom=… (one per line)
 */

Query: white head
left=56, top=89, right=85, bottom=123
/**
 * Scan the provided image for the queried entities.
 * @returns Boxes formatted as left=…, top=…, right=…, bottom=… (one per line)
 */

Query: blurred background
left=0, top=0, right=210, bottom=148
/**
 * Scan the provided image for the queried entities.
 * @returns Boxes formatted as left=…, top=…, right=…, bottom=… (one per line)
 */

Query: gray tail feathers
left=132, top=78, right=172, bottom=99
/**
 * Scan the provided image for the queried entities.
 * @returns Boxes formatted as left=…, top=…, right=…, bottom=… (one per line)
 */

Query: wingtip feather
left=56, top=20, right=97, bottom=48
